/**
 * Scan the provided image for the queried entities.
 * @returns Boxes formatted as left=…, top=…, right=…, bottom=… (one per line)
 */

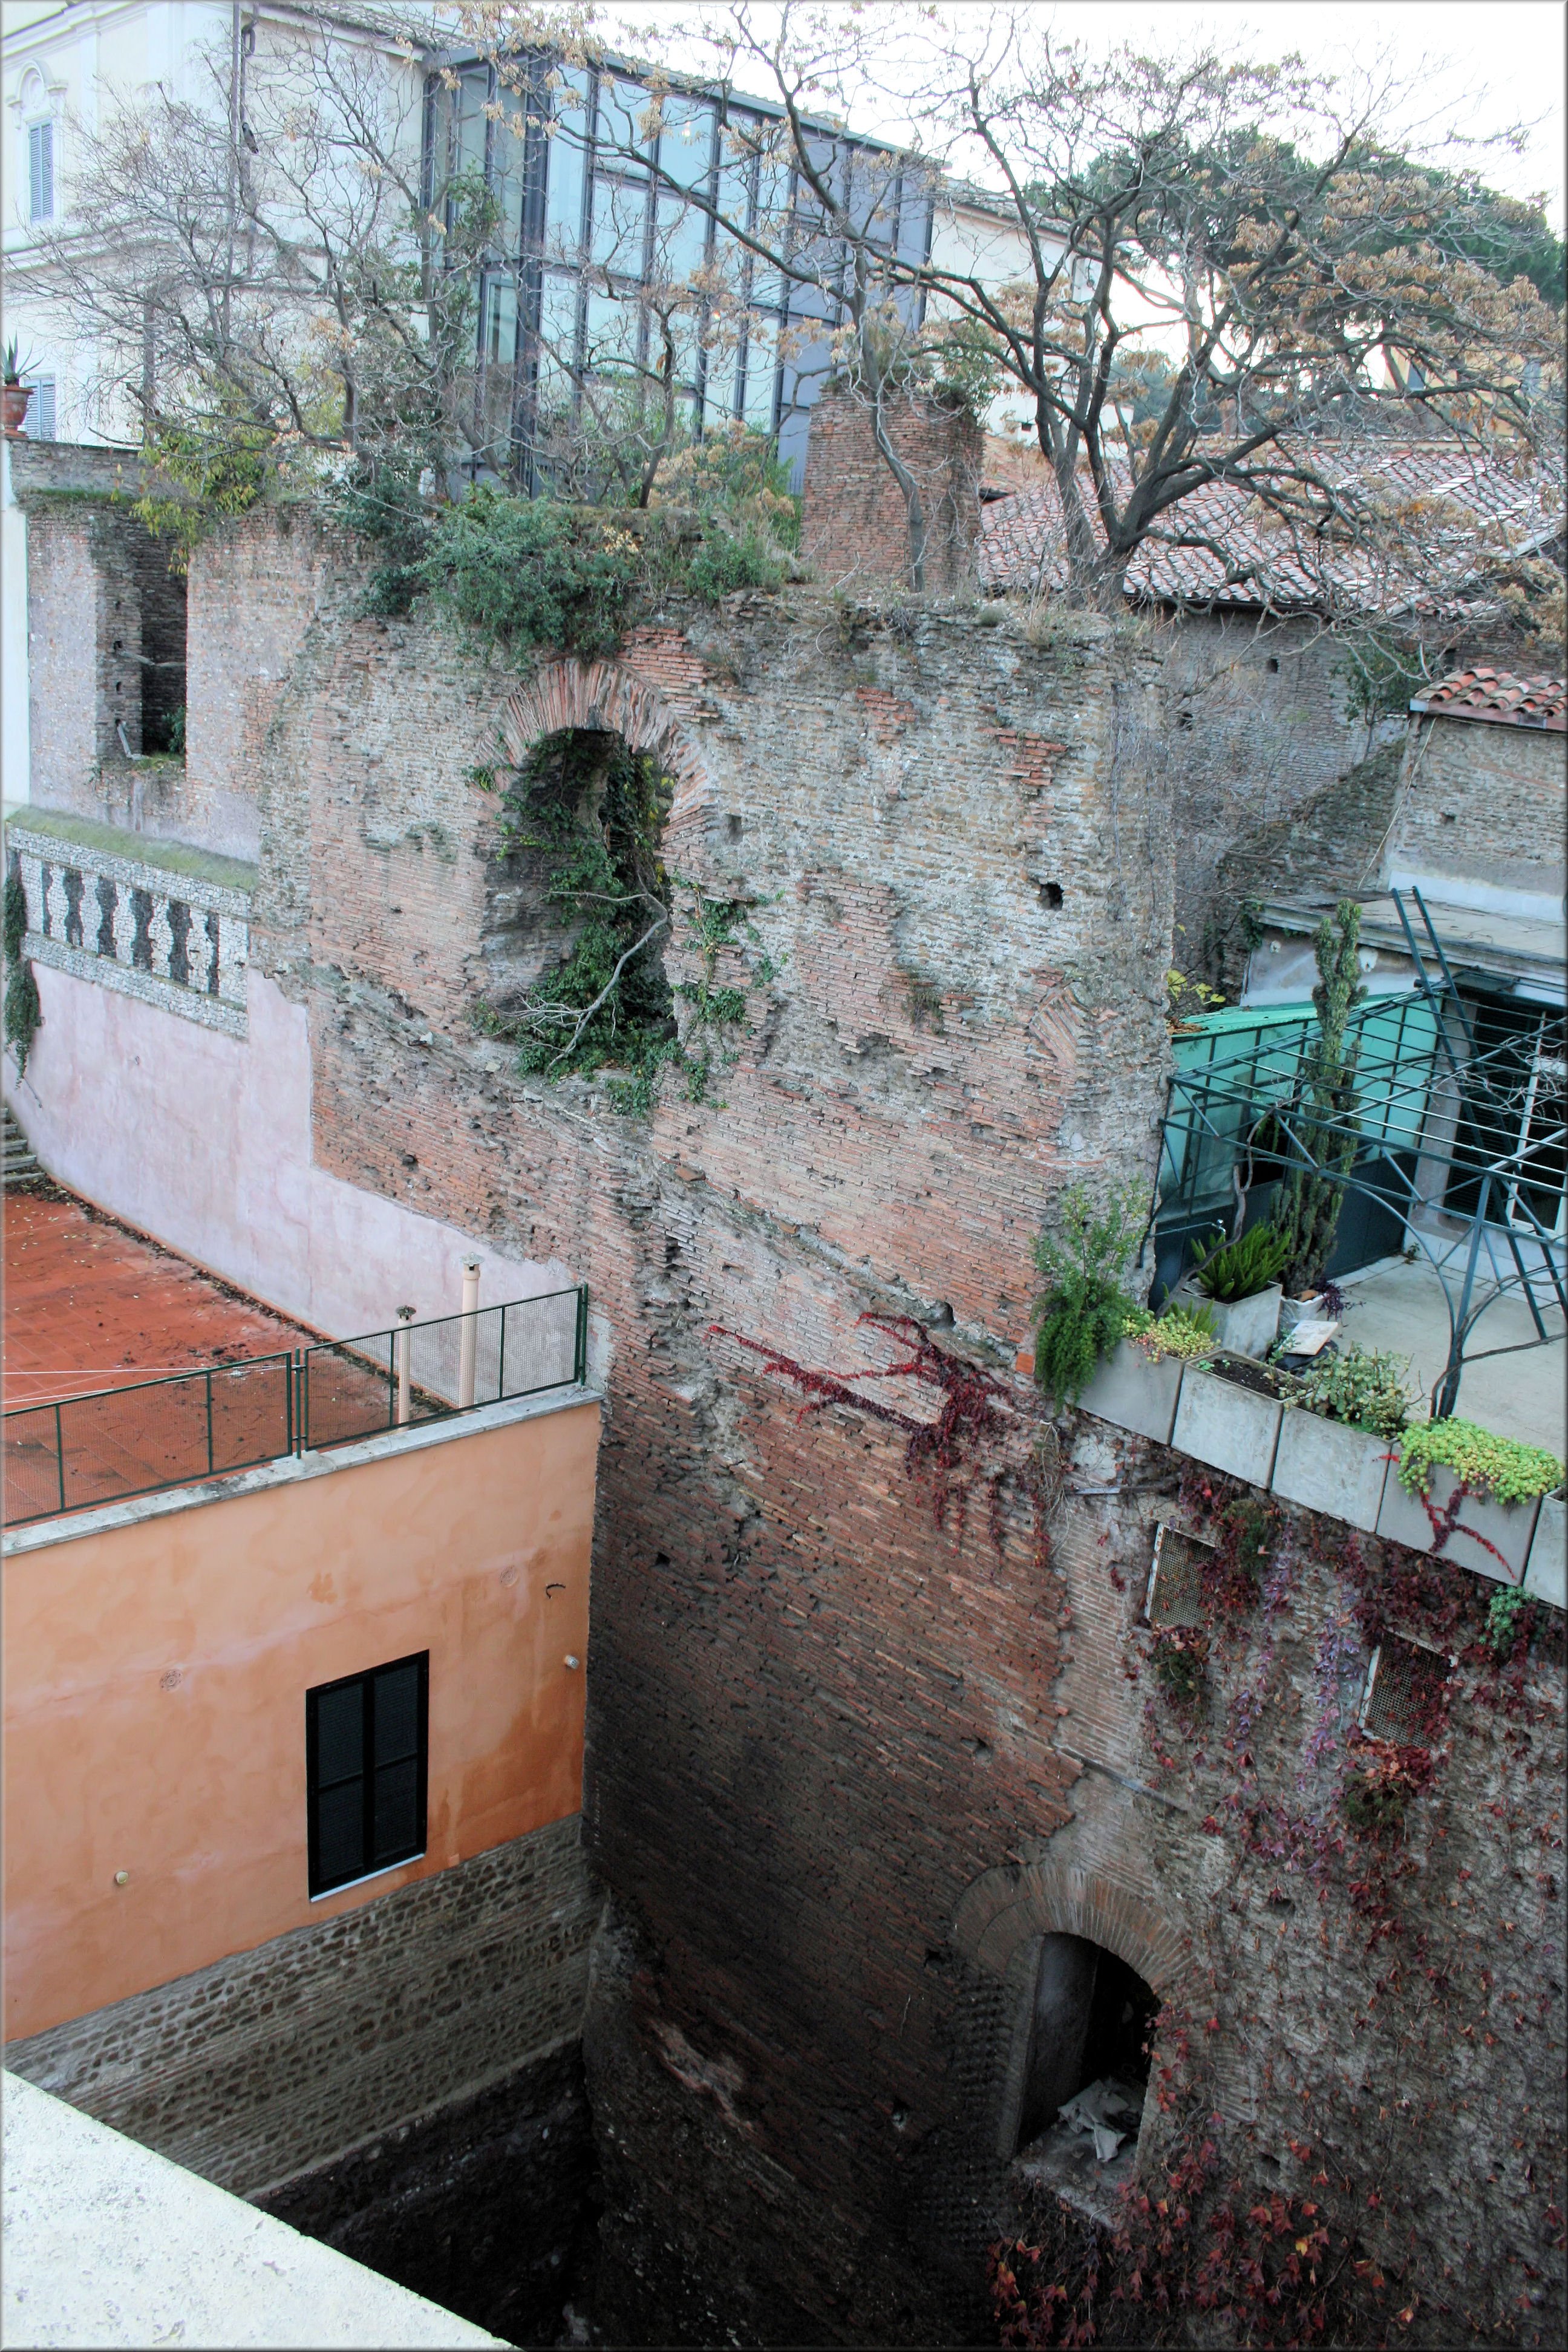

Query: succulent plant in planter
left=1396, top=1419, right=1564, bottom=1508
left=1188, top=1223, right=1291, bottom=1302
left=1290, top=1345, right=1414, bottom=1442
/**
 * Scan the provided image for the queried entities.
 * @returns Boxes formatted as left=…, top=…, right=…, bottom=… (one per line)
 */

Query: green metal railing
left=2, top=1287, right=589, bottom=1531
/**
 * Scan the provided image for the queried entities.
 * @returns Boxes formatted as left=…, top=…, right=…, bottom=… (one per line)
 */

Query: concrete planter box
left=1376, top=1459, right=1541, bottom=1584
left=1076, top=1340, right=1185, bottom=1445
left=1171, top=1279, right=1282, bottom=1361
left=1172, top=1364, right=1284, bottom=1487
left=1271, top=1410, right=1393, bottom=1533
left=1524, top=1495, right=1566, bottom=1610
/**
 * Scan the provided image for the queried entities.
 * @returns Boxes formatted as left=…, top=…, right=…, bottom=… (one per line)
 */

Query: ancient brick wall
left=1387, top=714, right=1567, bottom=900
left=185, top=506, right=339, bottom=861
left=803, top=381, right=984, bottom=596
left=22, top=505, right=148, bottom=798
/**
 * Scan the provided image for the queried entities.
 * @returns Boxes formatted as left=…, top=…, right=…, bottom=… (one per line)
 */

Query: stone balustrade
left=7, top=823, right=249, bottom=1038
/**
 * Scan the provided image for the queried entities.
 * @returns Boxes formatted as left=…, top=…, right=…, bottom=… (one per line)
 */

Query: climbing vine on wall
left=711, top=1313, right=1061, bottom=1567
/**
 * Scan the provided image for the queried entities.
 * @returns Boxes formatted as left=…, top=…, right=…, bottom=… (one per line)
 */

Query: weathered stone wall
left=1151, top=610, right=1403, bottom=978
left=803, top=382, right=984, bottom=596
left=22, top=505, right=145, bottom=797
left=1387, top=714, right=1567, bottom=900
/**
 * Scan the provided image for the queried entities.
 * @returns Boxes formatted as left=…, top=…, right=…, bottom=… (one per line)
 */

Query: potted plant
left=1032, top=1181, right=1182, bottom=1437
left=1171, top=1220, right=1290, bottom=1358
left=1079, top=1301, right=1218, bottom=1443
left=1376, top=1417, right=1564, bottom=1583
left=3, top=341, right=36, bottom=437
left=1271, top=1344, right=1411, bottom=1531
left=1172, top=1347, right=1286, bottom=1486
left=1273, top=903, right=1366, bottom=1308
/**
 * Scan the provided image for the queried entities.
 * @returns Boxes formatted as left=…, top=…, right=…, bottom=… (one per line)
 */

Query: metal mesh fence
left=299, top=1290, right=586, bottom=1451
left=2, top=1354, right=294, bottom=1527
left=3, top=1289, right=587, bottom=1527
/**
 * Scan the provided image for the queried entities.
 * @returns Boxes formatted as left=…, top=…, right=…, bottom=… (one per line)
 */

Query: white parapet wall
left=1, top=2072, right=505, bottom=2350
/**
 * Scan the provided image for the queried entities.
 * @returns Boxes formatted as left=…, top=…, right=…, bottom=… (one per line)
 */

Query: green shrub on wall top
left=1396, top=1417, right=1564, bottom=1507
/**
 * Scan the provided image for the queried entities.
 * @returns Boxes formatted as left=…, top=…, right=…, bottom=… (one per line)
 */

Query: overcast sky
left=610, top=1, right=1567, bottom=230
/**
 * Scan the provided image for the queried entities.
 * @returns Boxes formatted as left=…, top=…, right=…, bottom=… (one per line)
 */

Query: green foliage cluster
left=1188, top=1221, right=1290, bottom=1302
left=479, top=731, right=771, bottom=1116
left=1123, top=1301, right=1217, bottom=1362
left=132, top=408, right=272, bottom=573
left=1150, top=1623, right=1209, bottom=1707
left=1273, top=902, right=1366, bottom=1296
left=1289, top=1344, right=1414, bottom=1441
left=3, top=866, right=41, bottom=1076
left=1396, top=1417, right=1564, bottom=1506
left=1031, top=1181, right=1148, bottom=1403
left=1485, top=1584, right=1527, bottom=1661
left=339, top=423, right=796, bottom=648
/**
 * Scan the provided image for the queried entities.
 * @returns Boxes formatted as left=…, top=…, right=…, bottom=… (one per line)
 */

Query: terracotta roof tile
left=1408, top=668, right=1566, bottom=729
left=978, top=439, right=1561, bottom=619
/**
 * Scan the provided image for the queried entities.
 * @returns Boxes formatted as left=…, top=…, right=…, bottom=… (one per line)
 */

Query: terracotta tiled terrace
left=2, top=1191, right=324, bottom=1526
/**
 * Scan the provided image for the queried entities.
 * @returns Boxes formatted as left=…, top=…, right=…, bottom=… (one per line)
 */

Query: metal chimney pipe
left=458, top=1259, right=481, bottom=1410
left=396, top=1305, right=416, bottom=1426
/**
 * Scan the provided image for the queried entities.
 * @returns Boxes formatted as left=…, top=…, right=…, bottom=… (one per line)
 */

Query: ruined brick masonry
left=10, top=498, right=1563, bottom=2345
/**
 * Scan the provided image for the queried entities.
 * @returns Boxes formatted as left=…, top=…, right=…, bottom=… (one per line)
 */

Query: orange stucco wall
left=2, top=1400, right=598, bottom=2042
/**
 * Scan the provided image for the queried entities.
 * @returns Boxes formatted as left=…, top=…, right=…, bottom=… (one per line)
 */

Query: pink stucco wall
left=7, top=962, right=572, bottom=1339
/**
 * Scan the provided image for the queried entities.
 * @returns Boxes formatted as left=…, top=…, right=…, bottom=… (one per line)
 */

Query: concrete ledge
left=3, top=1384, right=603, bottom=1557
left=24, top=931, right=249, bottom=1036
left=1, top=2072, right=504, bottom=2348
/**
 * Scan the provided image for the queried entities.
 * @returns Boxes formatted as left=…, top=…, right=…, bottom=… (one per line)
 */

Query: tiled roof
left=978, top=439, right=1561, bottom=619
left=1408, top=668, right=1567, bottom=730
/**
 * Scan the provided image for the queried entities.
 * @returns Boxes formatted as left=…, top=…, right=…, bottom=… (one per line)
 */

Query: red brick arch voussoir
left=497, top=658, right=712, bottom=835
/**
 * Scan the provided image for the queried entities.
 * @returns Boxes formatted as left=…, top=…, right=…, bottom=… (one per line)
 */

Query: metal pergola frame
left=1146, top=889, right=1566, bottom=1420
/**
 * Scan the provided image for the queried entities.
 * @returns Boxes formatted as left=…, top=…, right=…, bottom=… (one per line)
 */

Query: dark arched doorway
left=1014, top=1932, right=1160, bottom=2180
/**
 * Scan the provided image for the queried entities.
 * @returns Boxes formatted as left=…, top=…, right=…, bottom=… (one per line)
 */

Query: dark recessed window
left=1040, top=880, right=1063, bottom=910
left=1266, top=656, right=1279, bottom=673
left=306, top=1652, right=428, bottom=1896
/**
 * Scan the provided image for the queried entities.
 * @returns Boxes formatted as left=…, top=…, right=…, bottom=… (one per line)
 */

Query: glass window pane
left=544, top=69, right=590, bottom=258
left=590, top=175, right=648, bottom=278
left=491, top=109, right=528, bottom=253
left=316, top=1780, right=365, bottom=1887
left=704, top=338, right=741, bottom=423
left=596, top=76, right=651, bottom=174
left=652, top=191, right=710, bottom=287
left=536, top=269, right=581, bottom=391
left=373, top=1760, right=420, bottom=1862
left=583, top=286, right=642, bottom=373
left=742, top=316, right=778, bottom=427
left=656, top=94, right=714, bottom=192
left=483, top=274, right=519, bottom=367
left=453, top=66, right=489, bottom=180
left=315, top=1682, right=363, bottom=1787
left=373, top=1662, right=421, bottom=1765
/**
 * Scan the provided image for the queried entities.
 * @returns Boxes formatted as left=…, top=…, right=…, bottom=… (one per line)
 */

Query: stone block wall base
left=254, top=2042, right=596, bottom=2348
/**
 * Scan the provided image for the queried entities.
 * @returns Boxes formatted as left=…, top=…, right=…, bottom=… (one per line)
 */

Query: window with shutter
left=305, top=1651, right=428, bottom=1895
left=28, top=120, right=54, bottom=220
left=28, top=377, right=56, bottom=440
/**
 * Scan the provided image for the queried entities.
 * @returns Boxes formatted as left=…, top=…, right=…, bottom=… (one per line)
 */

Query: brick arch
left=953, top=1860, right=1194, bottom=2160
left=497, top=658, right=710, bottom=826
left=953, top=1860, right=1191, bottom=1996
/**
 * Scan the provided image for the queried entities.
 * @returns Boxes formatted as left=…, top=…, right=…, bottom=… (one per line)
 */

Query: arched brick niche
left=953, top=1862, right=1193, bottom=2161
left=498, top=658, right=711, bottom=832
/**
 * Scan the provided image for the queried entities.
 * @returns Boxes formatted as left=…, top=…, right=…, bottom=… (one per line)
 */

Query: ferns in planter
left=1031, top=1181, right=1147, bottom=1404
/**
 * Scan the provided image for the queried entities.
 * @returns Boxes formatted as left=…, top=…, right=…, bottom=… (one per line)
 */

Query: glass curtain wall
left=425, top=53, right=933, bottom=491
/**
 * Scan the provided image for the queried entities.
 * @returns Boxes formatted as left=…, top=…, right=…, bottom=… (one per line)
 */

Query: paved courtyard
left=1336, top=1247, right=1567, bottom=1456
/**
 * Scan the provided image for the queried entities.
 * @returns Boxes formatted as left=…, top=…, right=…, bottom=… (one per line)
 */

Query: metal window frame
left=1357, top=1633, right=1452, bottom=1738
left=305, top=1650, right=430, bottom=1900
